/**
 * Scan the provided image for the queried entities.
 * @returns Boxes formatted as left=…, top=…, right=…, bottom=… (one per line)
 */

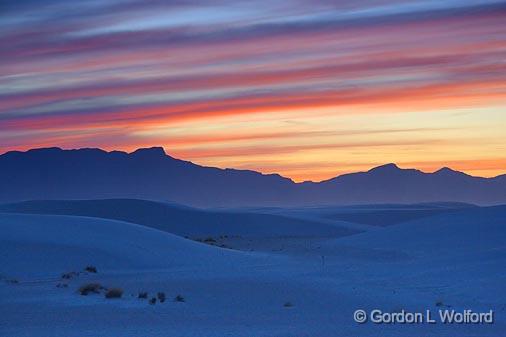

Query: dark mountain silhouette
left=0, top=147, right=505, bottom=206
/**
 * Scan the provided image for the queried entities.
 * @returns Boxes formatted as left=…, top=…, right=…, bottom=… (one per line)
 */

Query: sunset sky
left=1, top=0, right=505, bottom=182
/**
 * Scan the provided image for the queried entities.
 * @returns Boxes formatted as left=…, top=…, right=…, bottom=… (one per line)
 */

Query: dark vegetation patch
left=61, top=271, right=79, bottom=280
left=157, top=292, right=166, bottom=303
left=194, top=236, right=231, bottom=248
left=79, top=283, right=103, bottom=295
left=2, top=278, right=19, bottom=285
left=105, top=288, right=123, bottom=299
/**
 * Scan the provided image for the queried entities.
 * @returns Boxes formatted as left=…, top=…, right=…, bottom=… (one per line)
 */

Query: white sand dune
left=0, top=213, right=261, bottom=276
left=318, top=206, right=506, bottom=309
left=1, top=205, right=505, bottom=337
left=0, top=199, right=359, bottom=238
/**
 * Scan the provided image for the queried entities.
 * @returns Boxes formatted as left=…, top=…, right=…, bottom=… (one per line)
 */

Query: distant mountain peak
left=433, top=166, right=468, bottom=177
left=130, top=147, right=166, bottom=158
left=368, top=163, right=400, bottom=173
left=27, top=147, right=63, bottom=154
left=435, top=167, right=455, bottom=173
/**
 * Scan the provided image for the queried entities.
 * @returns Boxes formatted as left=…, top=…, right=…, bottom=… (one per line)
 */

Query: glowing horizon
left=1, top=0, right=505, bottom=182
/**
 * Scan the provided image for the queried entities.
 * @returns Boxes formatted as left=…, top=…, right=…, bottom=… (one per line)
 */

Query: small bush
left=105, top=288, right=123, bottom=299
left=85, top=266, right=97, bottom=273
left=149, top=297, right=157, bottom=305
left=157, top=292, right=166, bottom=303
left=174, top=294, right=185, bottom=302
left=61, top=271, right=78, bottom=280
left=435, top=300, right=450, bottom=308
left=138, top=292, right=148, bottom=299
left=203, top=237, right=216, bottom=243
left=79, top=283, right=102, bottom=295
left=283, top=302, right=293, bottom=308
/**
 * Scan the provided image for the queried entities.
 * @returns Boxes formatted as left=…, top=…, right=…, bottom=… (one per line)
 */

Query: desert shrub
left=149, top=297, right=157, bottom=305
left=174, top=294, right=185, bottom=302
left=283, top=302, right=293, bottom=308
left=157, top=292, right=166, bottom=303
left=79, top=283, right=102, bottom=295
left=85, top=266, right=97, bottom=273
left=138, top=292, right=148, bottom=299
left=105, top=288, right=123, bottom=299
left=61, top=271, right=78, bottom=279
left=435, top=300, right=450, bottom=308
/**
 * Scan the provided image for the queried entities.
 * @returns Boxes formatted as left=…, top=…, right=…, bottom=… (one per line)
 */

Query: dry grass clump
left=157, top=292, right=166, bottom=303
left=105, top=288, right=123, bottom=299
left=79, top=283, right=102, bottom=295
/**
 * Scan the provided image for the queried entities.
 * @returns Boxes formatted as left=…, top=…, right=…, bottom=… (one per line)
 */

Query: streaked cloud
left=1, top=0, right=505, bottom=181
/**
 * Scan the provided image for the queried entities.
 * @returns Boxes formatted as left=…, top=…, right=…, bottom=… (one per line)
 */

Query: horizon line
left=2, top=145, right=505, bottom=183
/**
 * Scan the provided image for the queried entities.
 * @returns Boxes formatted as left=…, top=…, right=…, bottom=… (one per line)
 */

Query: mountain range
left=1, top=147, right=505, bottom=207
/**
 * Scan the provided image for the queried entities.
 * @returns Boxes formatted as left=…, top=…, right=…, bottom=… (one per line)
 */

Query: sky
left=1, top=0, right=505, bottom=182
